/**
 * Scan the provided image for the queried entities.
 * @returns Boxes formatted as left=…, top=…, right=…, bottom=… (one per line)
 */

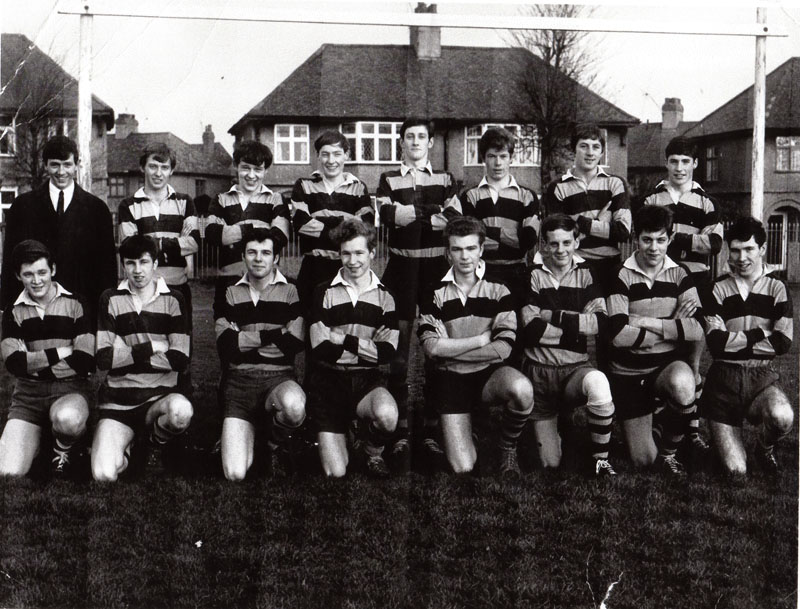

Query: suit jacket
left=1, top=182, right=118, bottom=324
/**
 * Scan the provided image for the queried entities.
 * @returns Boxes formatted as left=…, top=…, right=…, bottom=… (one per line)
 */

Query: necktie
left=57, top=191, right=64, bottom=218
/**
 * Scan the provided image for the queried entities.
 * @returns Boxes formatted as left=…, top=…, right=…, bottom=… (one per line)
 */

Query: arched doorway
left=764, top=200, right=800, bottom=272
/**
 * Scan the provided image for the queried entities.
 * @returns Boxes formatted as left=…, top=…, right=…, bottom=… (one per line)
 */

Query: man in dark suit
left=1, top=136, right=117, bottom=324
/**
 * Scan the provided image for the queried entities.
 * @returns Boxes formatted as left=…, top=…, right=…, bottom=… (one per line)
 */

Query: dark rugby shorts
left=427, top=365, right=499, bottom=416
left=700, top=362, right=782, bottom=427
left=222, top=368, right=296, bottom=424
left=306, top=366, right=386, bottom=434
left=8, top=377, right=92, bottom=427
left=609, top=363, right=672, bottom=421
left=523, top=360, right=595, bottom=421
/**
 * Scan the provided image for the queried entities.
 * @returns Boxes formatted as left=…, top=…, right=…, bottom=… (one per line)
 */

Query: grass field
left=0, top=279, right=796, bottom=609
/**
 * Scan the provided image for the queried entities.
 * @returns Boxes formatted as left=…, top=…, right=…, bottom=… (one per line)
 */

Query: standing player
left=520, top=215, right=616, bottom=476
left=702, top=217, right=793, bottom=476
left=459, top=127, right=540, bottom=309
left=291, top=130, right=374, bottom=312
left=0, top=240, right=94, bottom=477
left=377, top=117, right=461, bottom=467
left=307, top=219, right=399, bottom=478
left=607, top=206, right=703, bottom=475
left=205, top=140, right=290, bottom=318
left=641, top=136, right=724, bottom=452
left=418, top=216, right=533, bottom=476
left=91, top=235, right=193, bottom=482
left=216, top=228, right=306, bottom=481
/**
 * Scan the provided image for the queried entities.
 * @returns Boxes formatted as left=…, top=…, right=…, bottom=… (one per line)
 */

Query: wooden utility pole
left=77, top=7, right=93, bottom=190
left=751, top=7, right=767, bottom=221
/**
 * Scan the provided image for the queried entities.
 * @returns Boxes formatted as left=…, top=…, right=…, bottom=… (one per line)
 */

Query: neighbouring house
left=107, top=114, right=233, bottom=215
left=0, top=32, right=115, bottom=219
left=228, top=20, right=638, bottom=196
left=682, top=57, right=800, bottom=275
left=627, top=98, right=697, bottom=199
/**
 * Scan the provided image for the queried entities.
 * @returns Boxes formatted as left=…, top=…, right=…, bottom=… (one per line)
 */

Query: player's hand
left=229, top=321, right=240, bottom=332
left=538, top=309, right=553, bottom=323
left=672, top=300, right=697, bottom=319
left=705, top=315, right=726, bottom=331
left=432, top=319, right=449, bottom=338
left=583, top=300, right=605, bottom=315
left=480, top=330, right=492, bottom=347
left=373, top=325, right=394, bottom=343
left=151, top=340, right=169, bottom=353
left=329, top=330, right=345, bottom=345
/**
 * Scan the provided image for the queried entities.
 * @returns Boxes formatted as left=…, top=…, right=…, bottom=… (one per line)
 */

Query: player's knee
left=166, top=396, right=193, bottom=431
left=280, top=393, right=306, bottom=428
left=449, top=453, right=475, bottom=474
left=373, top=401, right=398, bottom=434
left=721, top=454, right=747, bottom=476
left=582, top=370, right=612, bottom=410
left=91, top=456, right=119, bottom=483
left=322, top=460, right=347, bottom=478
left=666, top=371, right=695, bottom=406
left=510, top=376, right=534, bottom=414
left=540, top=452, right=561, bottom=469
left=51, top=405, right=87, bottom=438
left=767, top=400, right=794, bottom=435
left=223, top=461, right=248, bottom=482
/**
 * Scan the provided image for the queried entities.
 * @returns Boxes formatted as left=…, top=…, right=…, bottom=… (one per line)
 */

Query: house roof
left=108, top=132, right=232, bottom=176
left=0, top=33, right=114, bottom=129
left=627, top=120, right=697, bottom=169
left=682, top=57, right=800, bottom=139
left=230, top=44, right=638, bottom=133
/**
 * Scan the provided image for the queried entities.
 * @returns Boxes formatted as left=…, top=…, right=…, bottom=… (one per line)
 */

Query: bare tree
left=507, top=4, right=604, bottom=186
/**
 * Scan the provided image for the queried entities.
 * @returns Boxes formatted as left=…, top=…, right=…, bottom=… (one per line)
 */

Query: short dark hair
left=331, top=218, right=376, bottom=251
left=42, top=136, right=78, bottom=164
left=314, top=130, right=350, bottom=154
left=11, top=240, right=53, bottom=274
left=444, top=216, right=486, bottom=246
left=243, top=227, right=283, bottom=257
left=119, top=234, right=159, bottom=262
left=478, top=127, right=515, bottom=162
left=541, top=214, right=580, bottom=240
left=570, top=124, right=605, bottom=152
left=139, top=143, right=177, bottom=170
left=665, top=136, right=698, bottom=160
left=233, top=140, right=273, bottom=169
left=634, top=205, right=673, bottom=237
left=725, top=216, right=767, bottom=247
left=400, top=117, right=435, bottom=139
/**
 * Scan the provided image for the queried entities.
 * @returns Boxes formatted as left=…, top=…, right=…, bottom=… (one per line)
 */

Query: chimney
left=410, top=3, right=440, bottom=60
left=661, top=98, right=684, bottom=131
left=115, top=113, right=138, bottom=139
left=203, top=125, right=215, bottom=158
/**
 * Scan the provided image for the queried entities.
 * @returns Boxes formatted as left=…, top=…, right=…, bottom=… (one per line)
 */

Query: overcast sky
left=3, top=1, right=799, bottom=152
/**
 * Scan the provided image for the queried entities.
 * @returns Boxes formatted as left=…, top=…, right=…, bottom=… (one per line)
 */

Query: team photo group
left=0, top=118, right=793, bottom=484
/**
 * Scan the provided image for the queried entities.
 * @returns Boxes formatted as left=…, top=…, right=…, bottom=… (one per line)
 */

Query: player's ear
left=51, top=263, right=56, bottom=277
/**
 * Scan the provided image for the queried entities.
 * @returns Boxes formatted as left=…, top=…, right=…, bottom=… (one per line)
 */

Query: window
left=0, top=120, right=14, bottom=156
left=47, top=118, right=76, bottom=139
left=776, top=136, right=800, bottom=172
left=274, top=124, right=309, bottom=164
left=108, top=177, right=126, bottom=198
left=464, top=124, right=541, bottom=166
left=706, top=146, right=720, bottom=182
left=0, top=188, right=17, bottom=223
left=341, top=122, right=403, bottom=163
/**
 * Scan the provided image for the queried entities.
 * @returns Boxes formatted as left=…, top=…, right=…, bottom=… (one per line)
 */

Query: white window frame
left=274, top=124, right=310, bottom=164
left=341, top=121, right=403, bottom=164
left=0, top=118, right=15, bottom=157
left=47, top=118, right=76, bottom=139
left=464, top=124, right=541, bottom=167
left=108, top=176, right=126, bottom=198
left=0, top=187, right=18, bottom=223
left=598, top=128, right=609, bottom=168
left=776, top=136, right=800, bottom=172
left=705, top=145, right=720, bottom=183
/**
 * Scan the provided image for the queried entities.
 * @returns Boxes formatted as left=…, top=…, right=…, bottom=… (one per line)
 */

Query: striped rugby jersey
left=310, top=269, right=398, bottom=370
left=97, top=277, right=190, bottom=407
left=205, top=184, right=290, bottom=277
left=542, top=168, right=631, bottom=261
left=459, top=176, right=540, bottom=265
left=118, top=186, right=200, bottom=286
left=215, top=269, right=304, bottom=372
left=418, top=261, right=516, bottom=374
left=1, top=283, right=94, bottom=380
left=377, top=163, right=461, bottom=259
left=290, top=172, right=374, bottom=260
left=704, top=268, right=793, bottom=366
left=607, top=253, right=703, bottom=376
left=642, top=181, right=723, bottom=274
left=521, top=252, right=606, bottom=367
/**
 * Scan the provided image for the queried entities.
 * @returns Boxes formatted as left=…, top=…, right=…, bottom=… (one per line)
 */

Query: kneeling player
left=607, top=206, right=704, bottom=476
left=308, top=219, right=399, bottom=478
left=92, top=235, right=193, bottom=482
left=216, top=228, right=306, bottom=480
left=521, top=215, right=616, bottom=476
left=418, top=216, right=533, bottom=476
left=0, top=240, right=94, bottom=477
left=702, top=217, right=794, bottom=476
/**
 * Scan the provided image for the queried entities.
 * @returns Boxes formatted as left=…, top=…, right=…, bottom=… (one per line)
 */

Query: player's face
left=401, top=126, right=433, bottom=164
left=237, top=160, right=266, bottom=195
left=446, top=233, right=483, bottom=278
left=542, top=228, right=579, bottom=271
left=666, top=154, right=697, bottom=188
left=143, top=155, right=173, bottom=191
left=574, top=138, right=603, bottom=173
left=123, top=253, right=157, bottom=290
left=17, top=258, right=55, bottom=303
left=46, top=154, right=77, bottom=190
left=484, top=147, right=511, bottom=181
left=728, top=236, right=766, bottom=279
left=636, top=229, right=670, bottom=269
left=340, top=235, right=374, bottom=283
left=243, top=239, right=277, bottom=280
left=318, top=144, right=347, bottom=180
